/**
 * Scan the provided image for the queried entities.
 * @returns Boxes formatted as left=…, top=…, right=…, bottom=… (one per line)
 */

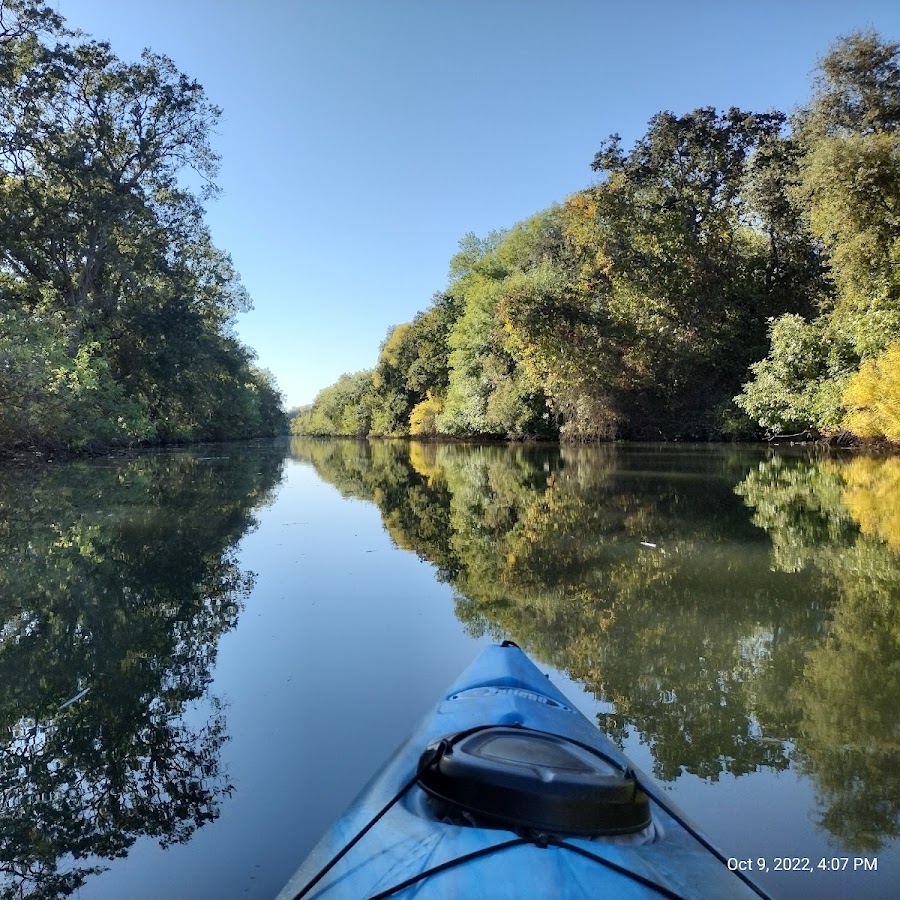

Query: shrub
left=841, top=341, right=900, bottom=442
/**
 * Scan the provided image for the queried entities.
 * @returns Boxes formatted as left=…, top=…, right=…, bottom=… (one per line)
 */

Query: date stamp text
left=727, top=857, right=878, bottom=874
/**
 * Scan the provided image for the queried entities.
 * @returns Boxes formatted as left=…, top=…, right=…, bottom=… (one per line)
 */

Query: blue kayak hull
left=278, top=644, right=766, bottom=899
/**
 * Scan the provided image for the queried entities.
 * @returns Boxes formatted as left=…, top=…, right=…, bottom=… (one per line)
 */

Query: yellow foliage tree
left=409, top=392, right=443, bottom=436
left=841, top=341, right=900, bottom=441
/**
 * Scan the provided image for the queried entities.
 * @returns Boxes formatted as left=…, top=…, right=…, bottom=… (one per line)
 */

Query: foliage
left=588, top=107, right=820, bottom=437
left=409, top=392, right=443, bottom=436
left=437, top=220, right=554, bottom=438
left=403, top=293, right=464, bottom=395
left=801, top=30, right=900, bottom=136
left=735, top=314, right=854, bottom=434
left=0, top=1, right=285, bottom=450
left=0, top=309, right=150, bottom=448
left=738, top=31, right=900, bottom=436
left=291, top=370, right=374, bottom=437
left=367, top=324, right=418, bottom=436
left=496, top=253, right=619, bottom=440
left=299, top=30, right=900, bottom=443
left=841, top=341, right=900, bottom=442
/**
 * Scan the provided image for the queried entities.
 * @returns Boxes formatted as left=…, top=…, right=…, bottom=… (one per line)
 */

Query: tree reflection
left=737, top=453, right=900, bottom=851
left=292, top=438, right=900, bottom=851
left=0, top=448, right=284, bottom=898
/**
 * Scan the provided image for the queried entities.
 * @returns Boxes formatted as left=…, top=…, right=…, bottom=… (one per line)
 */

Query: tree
left=368, top=324, right=419, bottom=435
left=409, top=392, right=443, bottom=436
left=588, top=107, right=807, bottom=436
left=404, top=292, right=464, bottom=396
left=438, top=224, right=555, bottom=438
left=0, top=1, right=284, bottom=449
left=841, top=340, right=900, bottom=441
left=800, top=30, right=900, bottom=136
left=735, top=314, right=854, bottom=435
left=739, top=31, right=900, bottom=436
left=0, top=0, right=59, bottom=47
left=0, top=36, right=222, bottom=338
left=292, top=370, right=374, bottom=437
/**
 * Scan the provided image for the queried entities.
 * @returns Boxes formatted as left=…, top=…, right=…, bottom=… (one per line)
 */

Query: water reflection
left=738, top=454, right=900, bottom=851
left=291, top=438, right=900, bottom=852
left=0, top=448, right=284, bottom=898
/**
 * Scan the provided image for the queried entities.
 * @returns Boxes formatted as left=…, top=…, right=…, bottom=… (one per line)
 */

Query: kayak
left=278, top=642, right=770, bottom=899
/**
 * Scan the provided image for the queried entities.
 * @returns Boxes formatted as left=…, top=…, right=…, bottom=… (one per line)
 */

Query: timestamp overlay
left=617, top=731, right=899, bottom=900
left=726, top=854, right=891, bottom=898
left=728, top=856, right=878, bottom=874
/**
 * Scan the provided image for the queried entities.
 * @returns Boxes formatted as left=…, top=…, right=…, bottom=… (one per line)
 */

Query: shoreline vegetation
left=0, top=2, right=287, bottom=456
left=293, top=31, right=900, bottom=450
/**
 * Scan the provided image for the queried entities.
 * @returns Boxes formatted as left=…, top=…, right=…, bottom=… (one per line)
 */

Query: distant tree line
left=0, top=0, right=286, bottom=451
left=295, top=31, right=900, bottom=443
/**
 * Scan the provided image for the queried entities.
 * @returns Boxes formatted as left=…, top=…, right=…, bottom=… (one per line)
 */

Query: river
left=1, top=438, right=897, bottom=899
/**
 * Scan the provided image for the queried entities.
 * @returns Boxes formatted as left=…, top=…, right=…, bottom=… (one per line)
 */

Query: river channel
left=1, top=438, right=897, bottom=899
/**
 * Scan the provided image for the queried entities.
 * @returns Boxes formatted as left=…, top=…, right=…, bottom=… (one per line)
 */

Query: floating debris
left=640, top=541, right=658, bottom=549
left=58, top=686, right=91, bottom=710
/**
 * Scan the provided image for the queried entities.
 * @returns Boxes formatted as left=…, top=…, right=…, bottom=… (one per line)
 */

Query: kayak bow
left=278, top=642, right=770, bottom=899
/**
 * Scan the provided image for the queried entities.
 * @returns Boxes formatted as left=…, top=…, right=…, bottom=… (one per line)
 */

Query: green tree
left=0, top=1, right=284, bottom=449
left=588, top=107, right=805, bottom=436
left=368, top=324, right=419, bottom=435
left=438, top=224, right=555, bottom=437
left=736, top=314, right=854, bottom=435
left=292, top=370, right=374, bottom=437
left=739, top=32, right=900, bottom=435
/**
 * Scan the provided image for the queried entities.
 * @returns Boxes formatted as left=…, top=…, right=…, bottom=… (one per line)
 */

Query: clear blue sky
left=55, top=0, right=900, bottom=409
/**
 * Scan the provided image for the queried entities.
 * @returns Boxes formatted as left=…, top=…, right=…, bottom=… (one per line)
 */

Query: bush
left=841, top=341, right=900, bottom=442
left=409, top=393, right=443, bottom=436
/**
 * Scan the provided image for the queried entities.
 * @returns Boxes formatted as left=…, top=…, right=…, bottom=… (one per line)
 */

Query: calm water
left=1, top=439, right=898, bottom=899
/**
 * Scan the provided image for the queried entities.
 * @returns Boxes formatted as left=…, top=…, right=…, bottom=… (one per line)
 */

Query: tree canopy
left=296, top=30, right=900, bottom=444
left=0, top=0, right=285, bottom=451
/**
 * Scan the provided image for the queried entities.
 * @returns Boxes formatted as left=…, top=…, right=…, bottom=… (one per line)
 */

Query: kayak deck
left=278, top=643, right=768, bottom=899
